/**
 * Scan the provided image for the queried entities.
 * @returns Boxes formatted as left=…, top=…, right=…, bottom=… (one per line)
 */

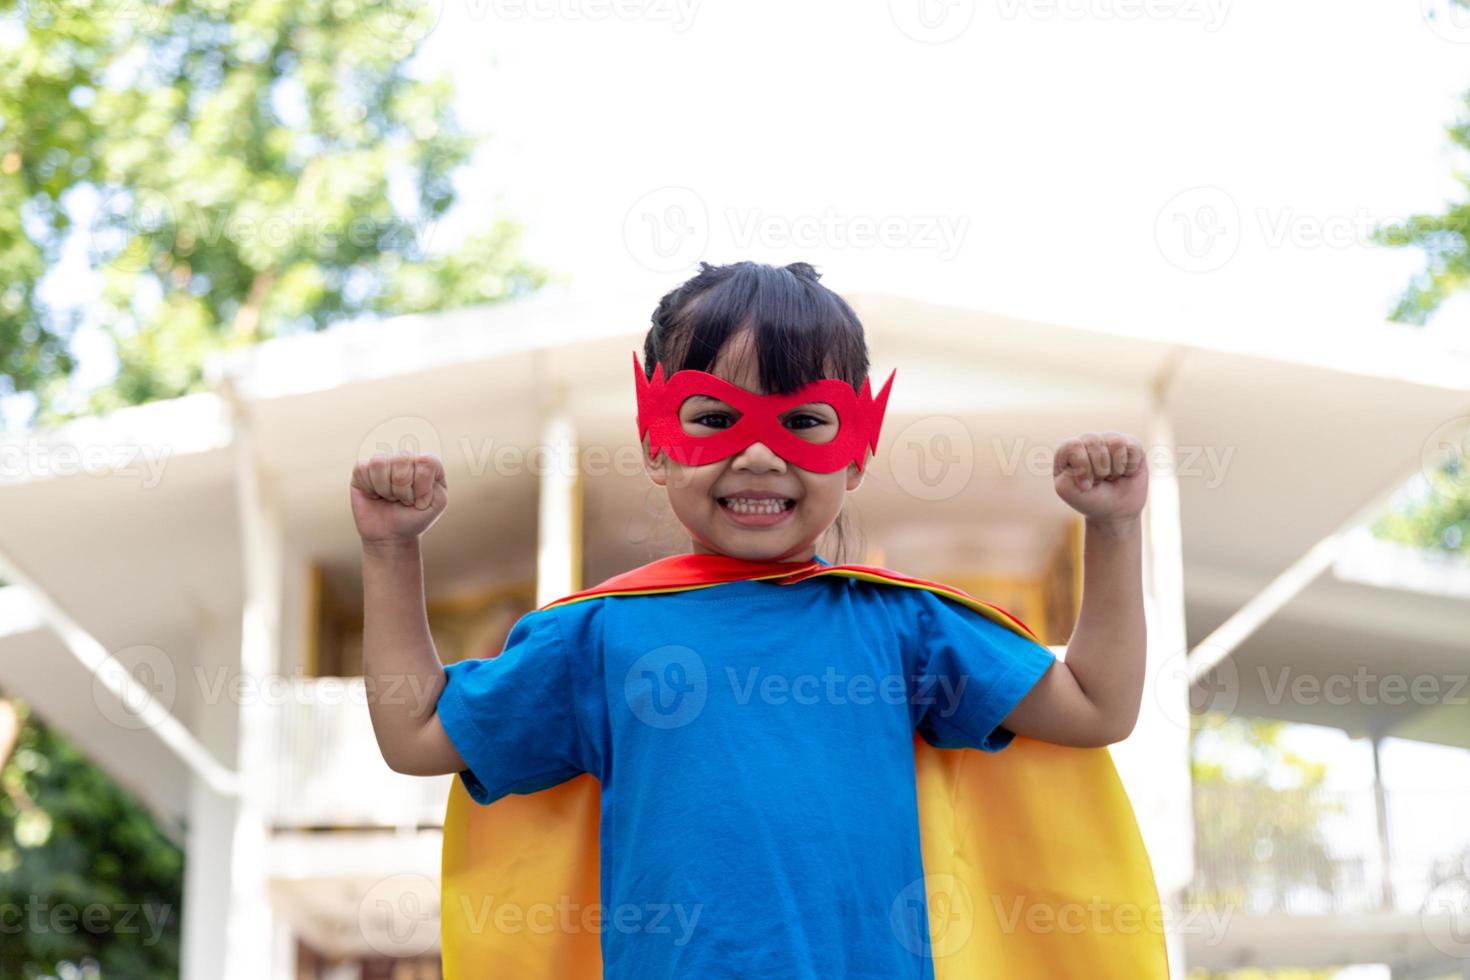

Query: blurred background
left=2, top=0, right=1470, bottom=977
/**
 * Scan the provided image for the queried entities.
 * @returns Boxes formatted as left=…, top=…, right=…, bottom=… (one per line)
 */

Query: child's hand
left=1052, top=432, right=1148, bottom=522
left=350, top=452, right=449, bottom=546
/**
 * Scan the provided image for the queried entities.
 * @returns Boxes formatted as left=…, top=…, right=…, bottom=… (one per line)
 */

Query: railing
left=266, top=677, right=453, bottom=829
left=1189, top=783, right=1470, bottom=916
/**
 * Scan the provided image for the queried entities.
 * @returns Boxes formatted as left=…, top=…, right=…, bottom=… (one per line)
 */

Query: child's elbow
left=380, top=716, right=469, bottom=777
left=377, top=741, right=417, bottom=775
left=382, top=748, right=422, bottom=775
left=1095, top=711, right=1139, bottom=746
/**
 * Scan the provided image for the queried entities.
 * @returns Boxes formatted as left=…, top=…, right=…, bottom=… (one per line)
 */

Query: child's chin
left=713, top=536, right=808, bottom=563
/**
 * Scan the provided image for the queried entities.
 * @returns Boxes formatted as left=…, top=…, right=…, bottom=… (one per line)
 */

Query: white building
left=1, top=287, right=1467, bottom=978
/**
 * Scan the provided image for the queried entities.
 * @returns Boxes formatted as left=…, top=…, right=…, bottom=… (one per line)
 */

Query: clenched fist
left=350, top=452, right=449, bottom=546
left=1053, top=431, right=1148, bottom=522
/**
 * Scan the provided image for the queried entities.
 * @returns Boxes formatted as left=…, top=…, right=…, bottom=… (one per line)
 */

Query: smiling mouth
left=718, top=496, right=796, bottom=515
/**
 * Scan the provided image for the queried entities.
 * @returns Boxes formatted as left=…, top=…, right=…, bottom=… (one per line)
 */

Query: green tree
left=1, top=0, right=552, bottom=425
left=1190, top=713, right=1345, bottom=916
left=1368, top=46, right=1470, bottom=556
left=1371, top=189, right=1470, bottom=326
left=1371, top=28, right=1470, bottom=327
left=1187, top=719, right=1373, bottom=978
left=0, top=0, right=551, bottom=974
left=1370, top=482, right=1468, bottom=556
left=0, top=697, right=183, bottom=979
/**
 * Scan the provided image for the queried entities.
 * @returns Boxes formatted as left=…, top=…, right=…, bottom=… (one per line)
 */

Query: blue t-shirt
left=435, top=564, right=1058, bottom=980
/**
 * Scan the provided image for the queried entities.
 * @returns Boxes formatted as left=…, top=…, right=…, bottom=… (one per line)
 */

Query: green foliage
left=1369, top=57, right=1470, bottom=553
left=0, top=0, right=552, bottom=424
left=1190, top=714, right=1344, bottom=916
left=1371, top=203, right=1470, bottom=326
left=0, top=698, right=182, bottom=979
left=1371, top=488, right=1468, bottom=555
left=1369, top=445, right=1470, bottom=555
left=0, top=0, right=550, bottom=974
left=1372, top=51, right=1470, bottom=325
left=1191, top=713, right=1330, bottom=788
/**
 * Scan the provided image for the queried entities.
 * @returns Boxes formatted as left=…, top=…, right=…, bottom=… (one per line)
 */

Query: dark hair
left=641, top=260, right=871, bottom=564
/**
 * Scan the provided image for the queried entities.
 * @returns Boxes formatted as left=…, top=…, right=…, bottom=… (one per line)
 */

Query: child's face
left=641, top=330, right=865, bottom=564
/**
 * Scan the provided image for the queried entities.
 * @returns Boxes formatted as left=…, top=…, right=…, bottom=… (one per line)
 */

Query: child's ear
left=846, top=458, right=866, bottom=492
left=642, top=434, right=668, bottom=488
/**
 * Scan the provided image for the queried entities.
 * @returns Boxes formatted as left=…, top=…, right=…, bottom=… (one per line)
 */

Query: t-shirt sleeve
left=907, top=589, right=1059, bottom=753
left=435, top=606, right=592, bottom=805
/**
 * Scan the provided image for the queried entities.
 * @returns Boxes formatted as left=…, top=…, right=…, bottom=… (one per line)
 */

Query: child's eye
left=785, top=413, right=826, bottom=431
left=686, top=411, right=830, bottom=432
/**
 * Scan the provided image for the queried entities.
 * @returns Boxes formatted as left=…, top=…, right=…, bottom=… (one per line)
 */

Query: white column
left=183, top=384, right=287, bottom=980
left=179, top=617, right=239, bottom=980
left=180, top=771, right=240, bottom=980
left=1371, top=732, right=1395, bottom=911
left=535, top=381, right=583, bottom=607
left=181, top=608, right=270, bottom=979
left=1103, top=371, right=1194, bottom=979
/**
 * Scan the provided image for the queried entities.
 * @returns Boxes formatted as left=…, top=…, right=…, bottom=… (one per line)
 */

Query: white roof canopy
left=2, top=288, right=1467, bottom=823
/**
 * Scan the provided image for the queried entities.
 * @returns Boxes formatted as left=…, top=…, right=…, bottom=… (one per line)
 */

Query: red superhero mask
left=633, top=351, right=896, bottom=474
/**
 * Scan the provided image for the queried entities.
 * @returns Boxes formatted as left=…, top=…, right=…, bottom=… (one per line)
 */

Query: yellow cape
left=440, top=555, right=1171, bottom=978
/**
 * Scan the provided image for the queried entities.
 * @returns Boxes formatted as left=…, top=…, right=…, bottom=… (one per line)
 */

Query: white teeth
left=722, top=497, right=790, bottom=515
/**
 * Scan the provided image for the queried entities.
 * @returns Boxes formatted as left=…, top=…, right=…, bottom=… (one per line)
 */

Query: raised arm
left=999, top=433, right=1150, bottom=747
left=351, top=452, right=467, bottom=776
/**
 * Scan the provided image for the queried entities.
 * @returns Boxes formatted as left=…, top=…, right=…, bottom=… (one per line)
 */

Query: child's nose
left=732, top=441, right=786, bottom=471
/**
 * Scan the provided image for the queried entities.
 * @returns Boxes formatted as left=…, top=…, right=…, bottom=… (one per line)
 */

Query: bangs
left=644, top=262, right=871, bottom=394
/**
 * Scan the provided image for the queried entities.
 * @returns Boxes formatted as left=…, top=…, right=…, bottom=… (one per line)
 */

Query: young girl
left=352, top=261, right=1165, bottom=980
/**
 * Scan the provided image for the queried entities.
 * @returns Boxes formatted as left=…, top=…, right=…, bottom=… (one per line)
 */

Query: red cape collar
left=539, top=552, right=1040, bottom=643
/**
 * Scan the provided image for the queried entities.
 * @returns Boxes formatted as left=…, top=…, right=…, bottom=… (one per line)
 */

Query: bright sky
left=418, top=0, right=1470, bottom=351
